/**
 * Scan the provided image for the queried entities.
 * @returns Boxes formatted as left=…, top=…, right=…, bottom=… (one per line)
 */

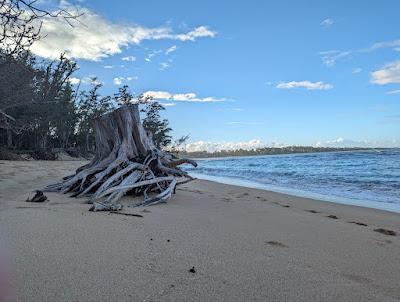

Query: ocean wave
left=184, top=149, right=400, bottom=209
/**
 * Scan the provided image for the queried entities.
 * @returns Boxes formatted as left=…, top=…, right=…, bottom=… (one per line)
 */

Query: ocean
left=184, top=149, right=400, bottom=213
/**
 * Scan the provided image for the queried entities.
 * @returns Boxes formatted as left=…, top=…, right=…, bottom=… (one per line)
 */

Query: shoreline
left=1, top=160, right=399, bottom=301
left=190, top=172, right=400, bottom=214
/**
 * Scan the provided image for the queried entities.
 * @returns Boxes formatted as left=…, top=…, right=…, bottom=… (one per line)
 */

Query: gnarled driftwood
left=43, top=104, right=197, bottom=211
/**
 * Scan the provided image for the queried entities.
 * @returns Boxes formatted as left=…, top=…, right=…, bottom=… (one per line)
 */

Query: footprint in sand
left=281, top=204, right=290, bottom=208
left=306, top=210, right=319, bottom=213
left=326, top=214, right=339, bottom=219
left=374, top=228, right=397, bottom=236
left=348, top=221, right=368, bottom=227
left=265, top=241, right=288, bottom=248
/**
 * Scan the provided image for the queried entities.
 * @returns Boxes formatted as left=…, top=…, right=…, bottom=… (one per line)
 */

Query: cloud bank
left=184, top=139, right=266, bottom=153
left=29, top=5, right=216, bottom=61
left=142, top=91, right=226, bottom=103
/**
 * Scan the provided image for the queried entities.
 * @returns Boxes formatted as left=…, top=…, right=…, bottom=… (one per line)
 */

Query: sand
left=0, top=160, right=399, bottom=302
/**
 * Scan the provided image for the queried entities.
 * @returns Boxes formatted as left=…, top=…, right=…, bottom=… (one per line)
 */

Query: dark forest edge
left=0, top=1, right=184, bottom=161
left=179, top=147, right=392, bottom=159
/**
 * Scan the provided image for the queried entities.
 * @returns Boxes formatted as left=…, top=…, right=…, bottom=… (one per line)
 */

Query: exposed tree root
left=43, top=104, right=197, bottom=211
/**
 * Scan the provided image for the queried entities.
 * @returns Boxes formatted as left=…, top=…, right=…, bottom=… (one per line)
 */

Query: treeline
left=0, top=51, right=175, bottom=159
left=181, top=146, right=371, bottom=158
left=0, top=1, right=180, bottom=160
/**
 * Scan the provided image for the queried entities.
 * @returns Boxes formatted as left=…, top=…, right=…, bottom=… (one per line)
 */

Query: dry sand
left=0, top=160, right=399, bottom=302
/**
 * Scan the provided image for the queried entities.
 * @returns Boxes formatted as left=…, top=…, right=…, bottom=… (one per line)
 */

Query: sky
left=32, top=0, right=400, bottom=151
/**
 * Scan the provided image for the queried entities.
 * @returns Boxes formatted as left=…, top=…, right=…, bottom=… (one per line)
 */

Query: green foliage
left=142, top=102, right=172, bottom=149
left=0, top=51, right=178, bottom=155
left=113, top=85, right=134, bottom=106
left=76, top=79, right=113, bottom=153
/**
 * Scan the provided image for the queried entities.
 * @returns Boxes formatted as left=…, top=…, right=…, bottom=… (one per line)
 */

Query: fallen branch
left=109, top=211, right=143, bottom=218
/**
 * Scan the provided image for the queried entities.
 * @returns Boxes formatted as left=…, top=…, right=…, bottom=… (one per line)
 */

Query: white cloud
left=28, top=5, right=216, bottom=61
left=352, top=67, right=362, bottom=74
left=184, top=139, right=265, bottom=153
left=174, top=26, right=216, bottom=41
left=315, top=137, right=400, bottom=148
left=103, top=64, right=124, bottom=69
left=370, top=61, right=400, bottom=85
left=276, top=81, right=333, bottom=90
left=143, top=90, right=226, bottom=103
left=320, top=18, right=334, bottom=27
left=68, top=77, right=81, bottom=85
left=113, top=76, right=137, bottom=85
left=319, top=50, right=351, bottom=67
left=320, top=39, right=400, bottom=67
left=159, top=62, right=170, bottom=70
left=387, top=89, right=400, bottom=94
left=165, top=45, right=177, bottom=54
left=159, top=102, right=176, bottom=107
left=121, top=56, right=136, bottom=62
left=361, top=39, right=400, bottom=53
left=144, top=50, right=162, bottom=62
left=113, top=77, right=123, bottom=85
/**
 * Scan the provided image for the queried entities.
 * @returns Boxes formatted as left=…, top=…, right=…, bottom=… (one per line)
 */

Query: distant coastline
left=180, top=146, right=388, bottom=158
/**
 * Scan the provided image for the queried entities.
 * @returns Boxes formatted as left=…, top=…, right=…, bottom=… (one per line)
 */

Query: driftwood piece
left=109, top=211, right=143, bottom=217
left=26, top=190, right=47, bottom=203
left=43, top=104, right=197, bottom=211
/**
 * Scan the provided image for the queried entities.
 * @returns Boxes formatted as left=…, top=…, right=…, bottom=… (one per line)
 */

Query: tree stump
left=43, top=104, right=197, bottom=211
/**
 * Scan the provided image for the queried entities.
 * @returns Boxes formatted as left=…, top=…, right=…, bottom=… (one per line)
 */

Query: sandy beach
left=0, top=160, right=399, bottom=302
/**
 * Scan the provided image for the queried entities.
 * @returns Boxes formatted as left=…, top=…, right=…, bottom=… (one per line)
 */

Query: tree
left=113, top=85, right=133, bottom=106
left=49, top=82, right=77, bottom=149
left=0, top=0, right=80, bottom=56
left=0, top=51, right=36, bottom=144
left=0, top=0, right=80, bottom=130
left=170, top=134, right=190, bottom=154
left=76, top=78, right=113, bottom=153
left=31, top=54, right=77, bottom=150
left=0, top=52, right=77, bottom=151
left=142, top=102, right=172, bottom=149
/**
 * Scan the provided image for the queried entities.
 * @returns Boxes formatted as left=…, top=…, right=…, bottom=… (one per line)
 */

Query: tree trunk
left=6, top=129, right=12, bottom=148
left=43, top=104, right=197, bottom=211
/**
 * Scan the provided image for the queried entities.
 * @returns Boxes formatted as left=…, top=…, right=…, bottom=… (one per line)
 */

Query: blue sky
left=34, top=0, right=400, bottom=150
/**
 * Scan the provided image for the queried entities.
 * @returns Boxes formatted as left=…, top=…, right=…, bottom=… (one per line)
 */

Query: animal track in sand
left=265, top=241, right=288, bottom=248
left=348, top=221, right=368, bottom=226
left=374, top=228, right=397, bottom=236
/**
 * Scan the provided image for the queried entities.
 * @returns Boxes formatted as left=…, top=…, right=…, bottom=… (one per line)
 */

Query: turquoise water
left=184, top=149, right=400, bottom=213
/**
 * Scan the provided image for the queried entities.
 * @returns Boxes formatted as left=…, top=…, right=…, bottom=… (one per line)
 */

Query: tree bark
left=43, top=104, right=197, bottom=211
